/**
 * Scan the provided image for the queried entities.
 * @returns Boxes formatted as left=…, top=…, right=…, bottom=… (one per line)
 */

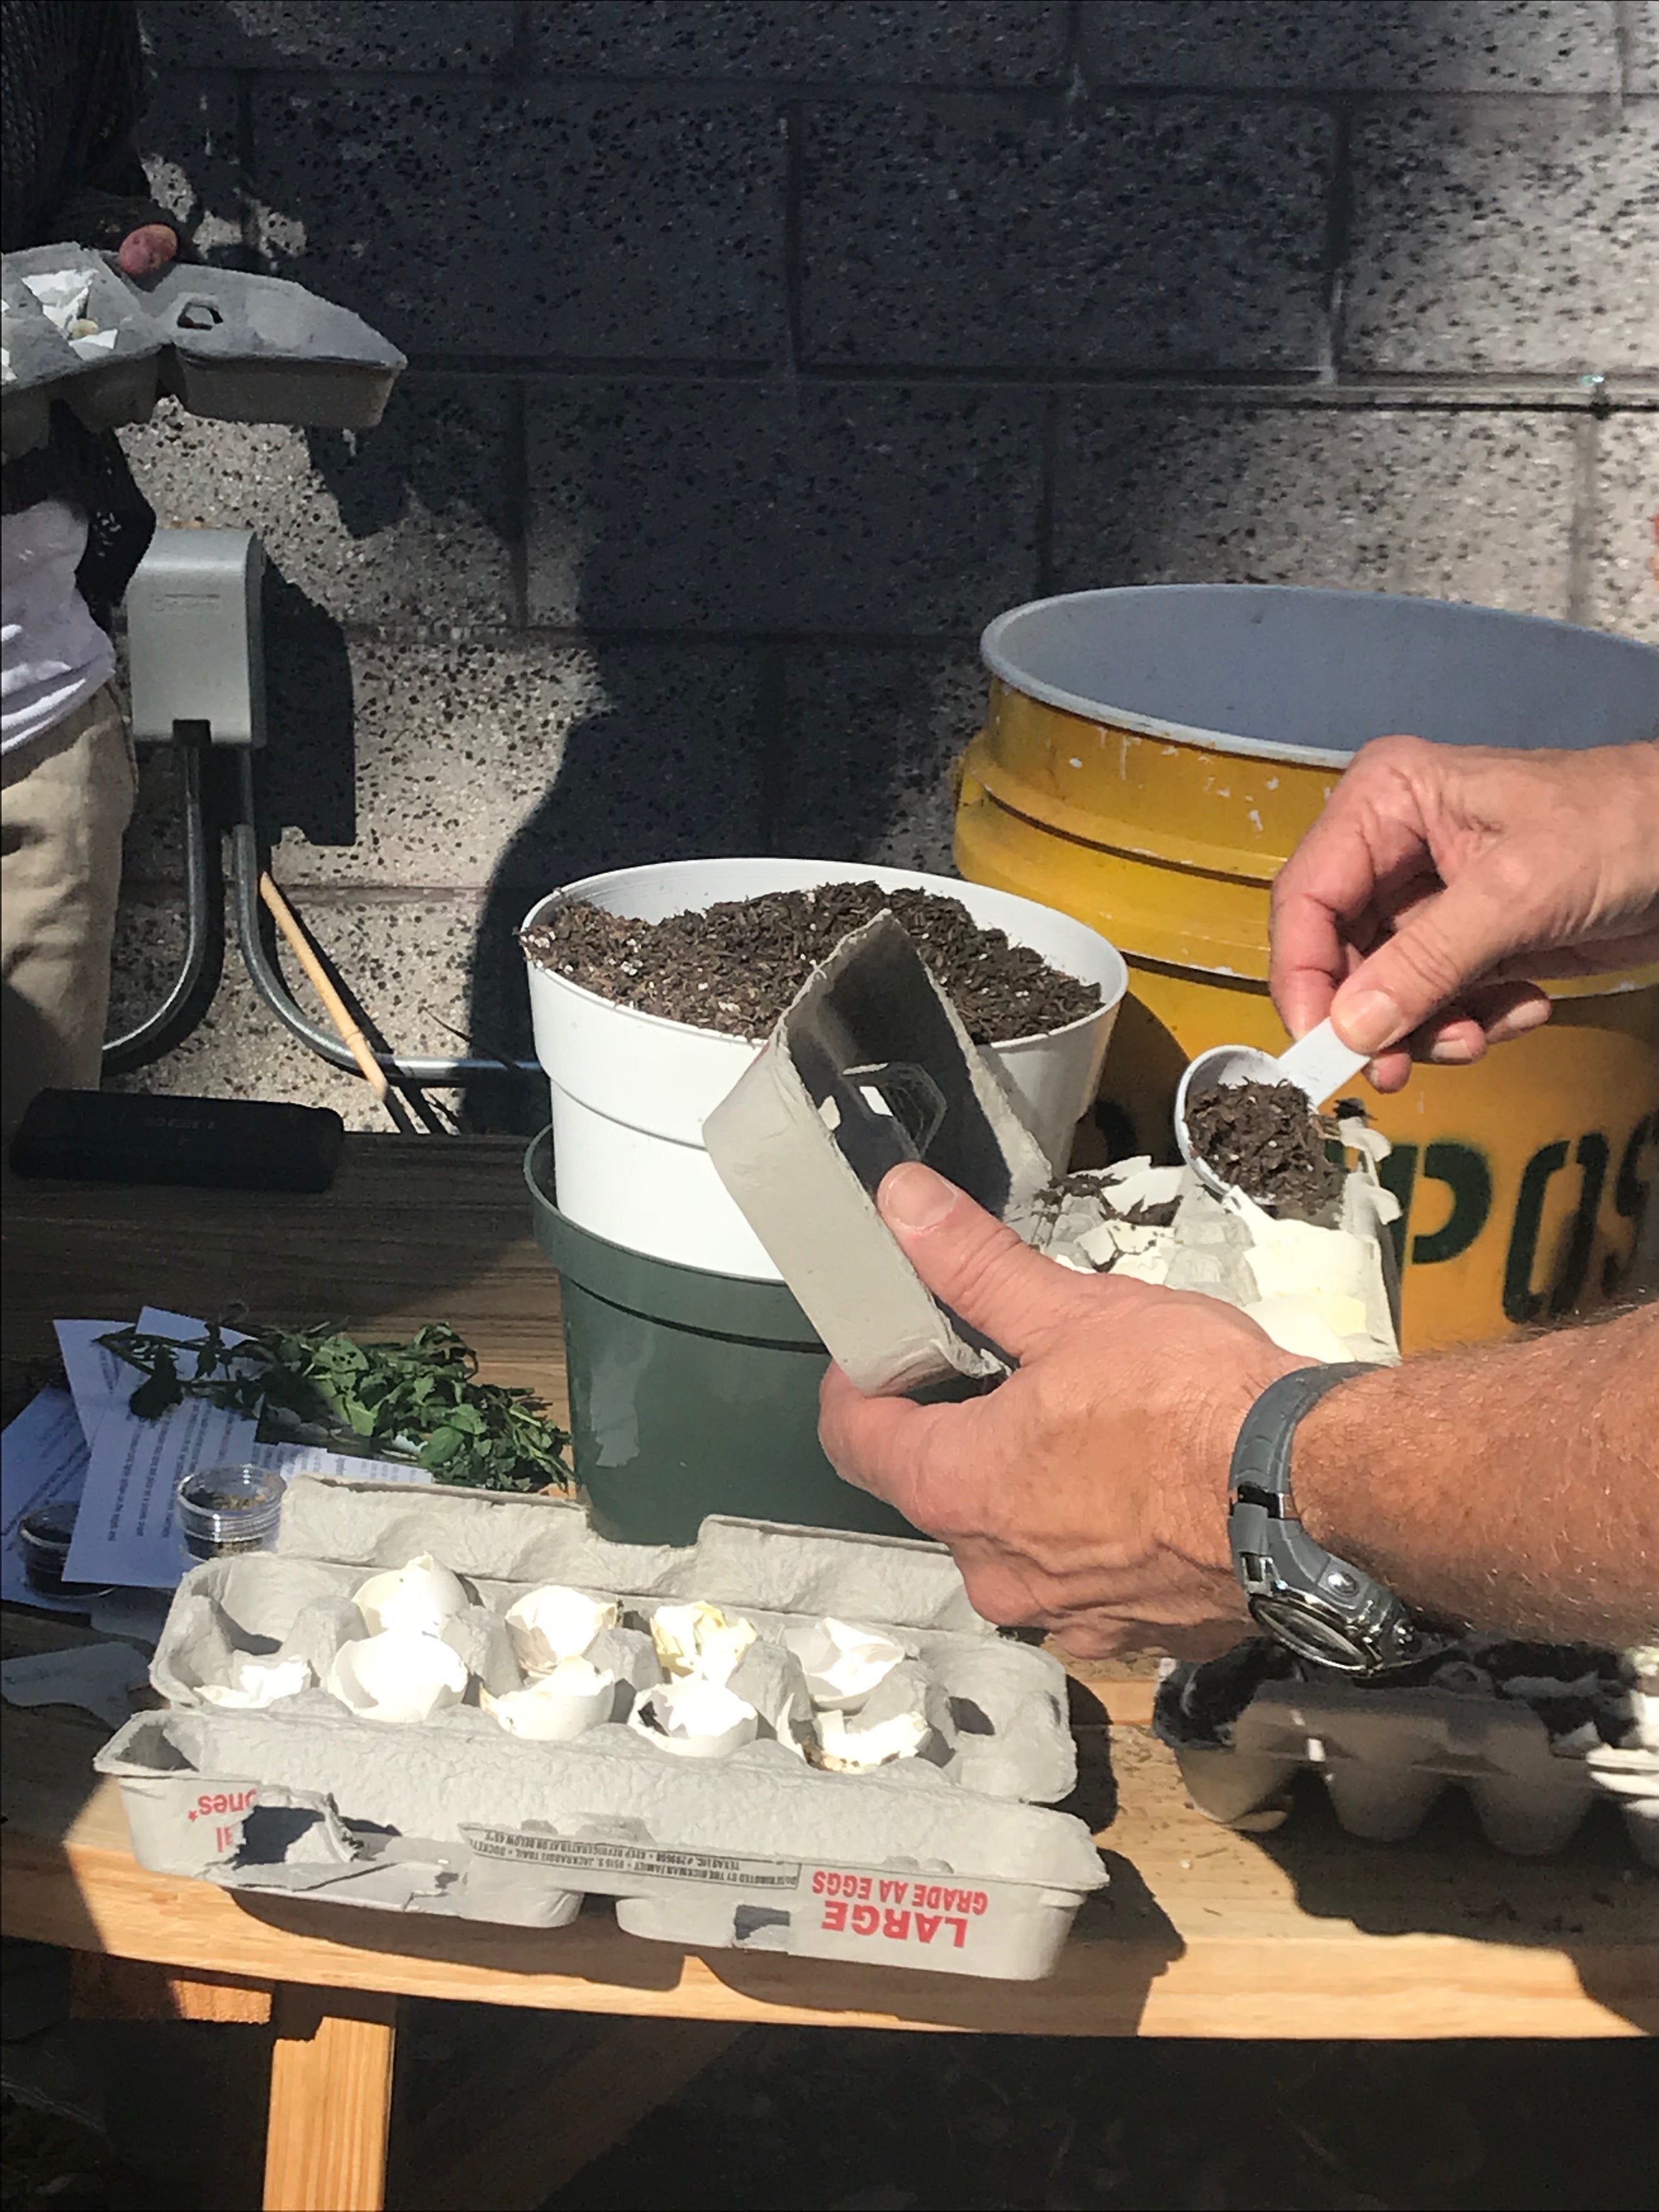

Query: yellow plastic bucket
left=955, top=587, right=1659, bottom=1353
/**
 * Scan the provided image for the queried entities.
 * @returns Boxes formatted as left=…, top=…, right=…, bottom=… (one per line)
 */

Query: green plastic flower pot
left=525, top=1131, right=917, bottom=1545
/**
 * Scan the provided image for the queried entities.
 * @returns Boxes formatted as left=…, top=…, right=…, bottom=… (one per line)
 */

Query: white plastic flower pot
left=521, top=858, right=1128, bottom=1277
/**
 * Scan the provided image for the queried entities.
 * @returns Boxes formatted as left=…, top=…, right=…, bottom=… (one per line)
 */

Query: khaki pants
left=1, top=685, right=135, bottom=1140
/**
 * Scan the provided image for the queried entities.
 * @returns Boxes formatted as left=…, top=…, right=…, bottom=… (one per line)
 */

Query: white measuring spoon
left=1173, top=1018, right=1371, bottom=1201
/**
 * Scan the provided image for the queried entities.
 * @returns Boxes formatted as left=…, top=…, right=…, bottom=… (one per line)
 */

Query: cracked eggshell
left=198, top=1653, right=313, bottom=1711
left=352, top=1555, right=469, bottom=1638
left=504, top=1584, right=619, bottom=1675
left=783, top=1618, right=906, bottom=1709
left=650, top=1602, right=758, bottom=1685
left=1242, top=1217, right=1370, bottom=1305
left=818, top=1706, right=932, bottom=1771
left=483, top=1657, right=616, bottom=1742
left=325, top=1629, right=468, bottom=1725
left=1243, top=1296, right=1359, bottom=1363
left=1109, top=1250, right=1172, bottom=1286
left=1101, top=1164, right=1185, bottom=1214
left=627, top=1677, right=759, bottom=1759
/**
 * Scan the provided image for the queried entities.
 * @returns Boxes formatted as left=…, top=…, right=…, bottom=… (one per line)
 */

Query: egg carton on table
left=2, top=246, right=403, bottom=458
left=1155, top=1639, right=1658, bottom=1865
left=95, top=1477, right=1105, bottom=1982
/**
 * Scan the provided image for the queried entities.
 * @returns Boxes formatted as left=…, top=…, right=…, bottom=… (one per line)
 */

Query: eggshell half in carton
left=353, top=1555, right=468, bottom=1638
left=628, top=1677, right=759, bottom=1759
left=650, top=1601, right=758, bottom=1685
left=484, top=1657, right=616, bottom=1742
left=326, top=1628, right=468, bottom=1724
left=504, top=1584, right=618, bottom=1675
left=783, top=1617, right=906, bottom=1709
left=199, top=1653, right=313, bottom=1711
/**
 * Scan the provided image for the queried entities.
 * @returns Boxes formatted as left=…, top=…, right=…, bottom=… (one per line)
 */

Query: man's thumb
left=876, top=1161, right=1077, bottom=1354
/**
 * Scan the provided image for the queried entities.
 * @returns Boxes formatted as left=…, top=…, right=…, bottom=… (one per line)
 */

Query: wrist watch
left=1228, top=1364, right=1429, bottom=1675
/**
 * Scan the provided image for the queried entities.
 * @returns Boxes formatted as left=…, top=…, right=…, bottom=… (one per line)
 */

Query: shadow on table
left=1247, top=1770, right=1657, bottom=2033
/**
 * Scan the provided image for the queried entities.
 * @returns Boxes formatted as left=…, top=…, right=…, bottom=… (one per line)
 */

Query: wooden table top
left=3, top=1137, right=1654, bottom=2040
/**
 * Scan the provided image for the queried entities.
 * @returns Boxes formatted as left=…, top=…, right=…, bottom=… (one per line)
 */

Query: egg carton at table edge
left=1154, top=1642, right=1658, bottom=1865
left=94, top=1476, right=1106, bottom=1983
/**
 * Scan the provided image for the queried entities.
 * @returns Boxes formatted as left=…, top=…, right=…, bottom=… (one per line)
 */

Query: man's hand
left=1270, top=736, right=1659, bottom=1092
left=117, top=223, right=178, bottom=276
left=817, top=1161, right=1302, bottom=1656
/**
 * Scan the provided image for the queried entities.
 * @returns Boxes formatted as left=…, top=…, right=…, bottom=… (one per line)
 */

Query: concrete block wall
left=111, top=0, right=1658, bottom=1129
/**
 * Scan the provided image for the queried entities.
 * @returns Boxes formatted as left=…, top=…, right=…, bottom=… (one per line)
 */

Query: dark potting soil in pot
left=520, top=883, right=1101, bottom=1045
left=1184, top=1078, right=1343, bottom=1215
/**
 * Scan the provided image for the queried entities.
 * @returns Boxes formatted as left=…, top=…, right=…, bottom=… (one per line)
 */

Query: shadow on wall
left=130, top=0, right=1620, bottom=1128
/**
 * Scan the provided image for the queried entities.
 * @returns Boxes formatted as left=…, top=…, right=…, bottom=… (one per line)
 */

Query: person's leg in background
left=1, top=682, right=135, bottom=1140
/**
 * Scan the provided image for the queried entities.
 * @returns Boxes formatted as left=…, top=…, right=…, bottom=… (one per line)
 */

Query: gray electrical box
left=126, top=528, right=266, bottom=746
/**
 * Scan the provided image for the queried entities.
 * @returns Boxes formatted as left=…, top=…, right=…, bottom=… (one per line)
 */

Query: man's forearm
left=1294, top=1304, right=1658, bottom=1646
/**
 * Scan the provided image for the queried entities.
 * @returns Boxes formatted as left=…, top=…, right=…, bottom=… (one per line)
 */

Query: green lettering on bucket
left=1548, top=1133, right=1610, bottom=1318
left=1408, top=1142, right=1493, bottom=1268
left=1606, top=1113, right=1656, bottom=1296
left=1503, top=1141, right=1570, bottom=1325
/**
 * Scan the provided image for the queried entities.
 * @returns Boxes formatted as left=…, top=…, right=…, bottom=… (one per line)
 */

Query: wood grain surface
left=263, top=1985, right=398, bottom=2212
left=3, top=1137, right=1654, bottom=2044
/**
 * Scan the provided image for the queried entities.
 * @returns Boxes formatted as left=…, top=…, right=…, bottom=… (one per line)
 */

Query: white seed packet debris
left=199, top=1652, right=313, bottom=1711
left=783, top=1617, right=906, bottom=1710
left=627, top=1675, right=759, bottom=1759
left=325, top=1628, right=468, bottom=1724
left=353, top=1554, right=468, bottom=1637
left=504, top=1584, right=618, bottom=1675
left=483, top=1656, right=616, bottom=1742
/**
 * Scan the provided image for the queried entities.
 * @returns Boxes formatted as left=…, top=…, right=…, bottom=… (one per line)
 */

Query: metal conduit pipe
left=228, top=751, right=539, bottom=1086
left=102, top=736, right=220, bottom=1076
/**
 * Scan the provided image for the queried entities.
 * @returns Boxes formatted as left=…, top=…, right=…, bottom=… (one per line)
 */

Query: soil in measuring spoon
left=1185, top=1079, right=1343, bottom=1215
left=521, top=883, right=1101, bottom=1045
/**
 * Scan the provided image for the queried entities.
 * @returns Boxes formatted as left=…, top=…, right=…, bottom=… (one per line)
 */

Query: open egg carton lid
left=1154, top=1637, right=1658, bottom=1865
left=94, top=1476, right=1105, bottom=1982
left=1, top=244, right=404, bottom=458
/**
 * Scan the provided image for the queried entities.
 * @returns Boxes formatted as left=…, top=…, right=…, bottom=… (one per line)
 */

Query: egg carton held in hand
left=1, top=244, right=404, bottom=457
left=98, top=1477, right=1104, bottom=1981
left=1154, top=1636, right=1657, bottom=1864
left=704, top=915, right=1400, bottom=1396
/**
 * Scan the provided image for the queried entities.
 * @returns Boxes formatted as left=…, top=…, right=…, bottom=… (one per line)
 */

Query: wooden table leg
left=263, top=1985, right=398, bottom=2212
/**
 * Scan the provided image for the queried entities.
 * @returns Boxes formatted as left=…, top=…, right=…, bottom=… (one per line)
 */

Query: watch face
left=1249, top=1595, right=1373, bottom=1672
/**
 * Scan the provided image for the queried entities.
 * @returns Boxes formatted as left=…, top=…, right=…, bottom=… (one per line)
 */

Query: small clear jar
left=16, top=1499, right=111, bottom=1600
left=175, top=1465, right=284, bottom=1565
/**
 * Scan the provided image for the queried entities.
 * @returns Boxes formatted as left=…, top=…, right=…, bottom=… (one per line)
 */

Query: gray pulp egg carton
left=1155, top=1639, right=1658, bottom=1864
left=2, top=245, right=403, bottom=457
left=94, top=1477, right=1105, bottom=1982
left=705, top=912, right=1402, bottom=1398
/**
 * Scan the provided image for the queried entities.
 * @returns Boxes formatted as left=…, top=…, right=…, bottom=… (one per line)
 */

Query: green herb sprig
left=95, top=1320, right=573, bottom=1494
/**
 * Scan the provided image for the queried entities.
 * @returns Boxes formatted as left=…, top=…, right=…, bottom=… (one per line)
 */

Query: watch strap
left=1229, top=1362, right=1379, bottom=1519
left=1227, top=1363, right=1426, bottom=1672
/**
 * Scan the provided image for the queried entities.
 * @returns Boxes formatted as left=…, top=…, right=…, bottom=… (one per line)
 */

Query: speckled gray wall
left=111, top=0, right=1658, bottom=1128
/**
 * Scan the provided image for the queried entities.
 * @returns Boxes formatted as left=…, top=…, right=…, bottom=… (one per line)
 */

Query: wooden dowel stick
left=258, top=871, right=389, bottom=1099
